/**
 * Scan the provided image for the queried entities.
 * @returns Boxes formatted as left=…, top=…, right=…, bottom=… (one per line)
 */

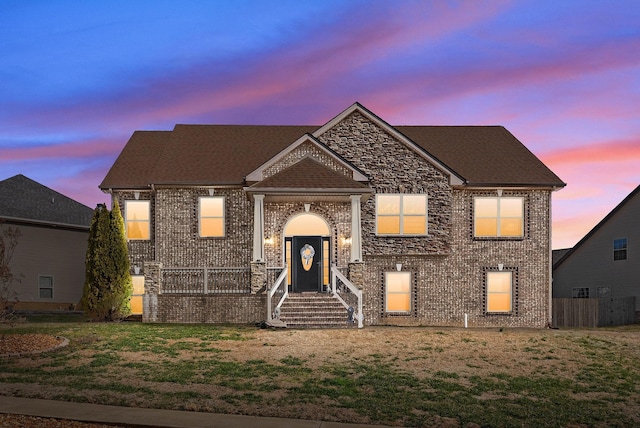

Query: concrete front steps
left=278, top=293, right=357, bottom=328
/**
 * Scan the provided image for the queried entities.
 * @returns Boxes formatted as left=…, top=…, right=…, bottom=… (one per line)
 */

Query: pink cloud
left=0, top=137, right=122, bottom=161
left=540, top=139, right=640, bottom=166
left=52, top=167, right=111, bottom=210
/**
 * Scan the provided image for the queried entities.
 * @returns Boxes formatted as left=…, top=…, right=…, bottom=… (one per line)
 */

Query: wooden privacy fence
left=552, top=297, right=637, bottom=328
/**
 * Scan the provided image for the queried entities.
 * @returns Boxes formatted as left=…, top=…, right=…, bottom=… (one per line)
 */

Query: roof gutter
left=0, top=216, right=90, bottom=231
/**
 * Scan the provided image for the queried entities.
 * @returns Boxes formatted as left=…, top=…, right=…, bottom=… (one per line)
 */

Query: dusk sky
left=1, top=0, right=638, bottom=250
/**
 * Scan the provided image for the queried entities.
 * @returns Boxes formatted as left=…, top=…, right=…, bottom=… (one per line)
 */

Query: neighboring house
left=100, top=102, right=565, bottom=327
left=0, top=174, right=94, bottom=311
left=553, top=184, right=640, bottom=319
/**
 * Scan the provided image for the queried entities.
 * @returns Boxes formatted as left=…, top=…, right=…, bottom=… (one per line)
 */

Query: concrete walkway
left=0, top=396, right=390, bottom=428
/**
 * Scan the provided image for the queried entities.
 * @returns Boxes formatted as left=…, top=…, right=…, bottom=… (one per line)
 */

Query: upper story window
left=125, top=200, right=150, bottom=240
left=376, top=194, right=427, bottom=235
left=613, top=238, right=627, bottom=261
left=474, top=197, right=523, bottom=238
left=199, top=196, right=225, bottom=237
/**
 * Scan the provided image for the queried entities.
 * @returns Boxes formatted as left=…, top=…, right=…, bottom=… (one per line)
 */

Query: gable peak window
left=199, top=196, right=225, bottom=237
left=613, top=238, right=627, bottom=261
left=474, top=196, right=523, bottom=238
left=125, top=200, right=150, bottom=240
left=376, top=194, right=427, bottom=236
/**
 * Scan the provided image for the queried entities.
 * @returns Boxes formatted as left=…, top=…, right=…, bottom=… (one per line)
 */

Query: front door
left=292, top=236, right=322, bottom=292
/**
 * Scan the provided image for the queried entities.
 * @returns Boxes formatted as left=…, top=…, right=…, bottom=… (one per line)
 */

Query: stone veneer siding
left=317, top=111, right=452, bottom=256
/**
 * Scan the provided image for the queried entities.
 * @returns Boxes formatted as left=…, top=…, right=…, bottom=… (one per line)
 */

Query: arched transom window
left=284, top=213, right=330, bottom=236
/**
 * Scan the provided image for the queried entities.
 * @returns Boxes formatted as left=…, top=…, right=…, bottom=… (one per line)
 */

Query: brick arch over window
left=276, top=206, right=340, bottom=266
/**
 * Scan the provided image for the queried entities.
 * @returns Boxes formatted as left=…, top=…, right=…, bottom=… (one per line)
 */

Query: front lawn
left=1, top=318, right=639, bottom=427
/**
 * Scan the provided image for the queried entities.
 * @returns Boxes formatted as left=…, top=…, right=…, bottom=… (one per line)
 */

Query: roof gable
left=0, top=174, right=94, bottom=227
left=245, top=133, right=368, bottom=183
left=248, top=157, right=371, bottom=191
left=314, top=102, right=464, bottom=186
left=554, top=184, right=640, bottom=269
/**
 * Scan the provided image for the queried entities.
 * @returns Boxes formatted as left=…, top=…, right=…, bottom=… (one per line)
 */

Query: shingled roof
left=100, top=104, right=565, bottom=190
left=248, top=157, right=372, bottom=192
left=0, top=175, right=94, bottom=228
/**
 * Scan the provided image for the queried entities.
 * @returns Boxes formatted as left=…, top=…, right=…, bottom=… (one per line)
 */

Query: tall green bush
left=81, top=201, right=132, bottom=320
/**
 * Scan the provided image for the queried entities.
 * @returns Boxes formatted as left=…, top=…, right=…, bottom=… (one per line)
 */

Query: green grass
left=1, top=316, right=639, bottom=427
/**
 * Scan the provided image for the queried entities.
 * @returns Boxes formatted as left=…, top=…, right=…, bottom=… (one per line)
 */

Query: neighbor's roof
left=101, top=110, right=565, bottom=190
left=0, top=174, right=94, bottom=228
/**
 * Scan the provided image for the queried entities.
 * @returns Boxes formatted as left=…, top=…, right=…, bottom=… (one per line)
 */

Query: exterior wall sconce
left=264, top=237, right=275, bottom=245
left=396, top=263, right=402, bottom=272
left=341, top=237, right=352, bottom=245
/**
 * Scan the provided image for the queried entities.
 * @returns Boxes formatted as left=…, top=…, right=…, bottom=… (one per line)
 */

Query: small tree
left=0, top=220, right=22, bottom=323
left=81, top=201, right=132, bottom=321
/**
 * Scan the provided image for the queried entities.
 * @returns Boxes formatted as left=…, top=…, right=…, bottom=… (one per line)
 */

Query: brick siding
left=117, top=111, right=552, bottom=328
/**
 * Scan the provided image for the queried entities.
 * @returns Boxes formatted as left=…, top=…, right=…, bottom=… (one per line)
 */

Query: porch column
left=252, top=194, right=265, bottom=262
left=350, top=195, right=363, bottom=263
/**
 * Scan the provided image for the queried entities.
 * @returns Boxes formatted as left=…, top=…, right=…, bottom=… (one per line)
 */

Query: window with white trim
left=572, top=287, right=589, bottom=298
left=199, top=196, right=225, bottom=237
left=39, top=275, right=53, bottom=299
left=385, top=271, right=412, bottom=313
left=376, top=194, right=427, bottom=235
left=125, top=200, right=150, bottom=240
left=474, top=197, right=524, bottom=238
left=613, top=238, right=627, bottom=261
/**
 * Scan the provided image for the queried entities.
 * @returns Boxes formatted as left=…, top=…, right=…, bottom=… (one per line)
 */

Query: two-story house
left=0, top=174, right=93, bottom=311
left=100, top=103, right=565, bottom=328
left=553, top=184, right=639, bottom=323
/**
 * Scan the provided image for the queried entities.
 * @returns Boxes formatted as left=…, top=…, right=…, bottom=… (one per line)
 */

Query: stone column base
left=251, top=261, right=267, bottom=294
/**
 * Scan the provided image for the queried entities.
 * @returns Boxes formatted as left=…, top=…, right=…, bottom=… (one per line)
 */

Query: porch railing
left=161, top=267, right=251, bottom=294
left=267, top=266, right=288, bottom=322
left=331, top=266, right=363, bottom=328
